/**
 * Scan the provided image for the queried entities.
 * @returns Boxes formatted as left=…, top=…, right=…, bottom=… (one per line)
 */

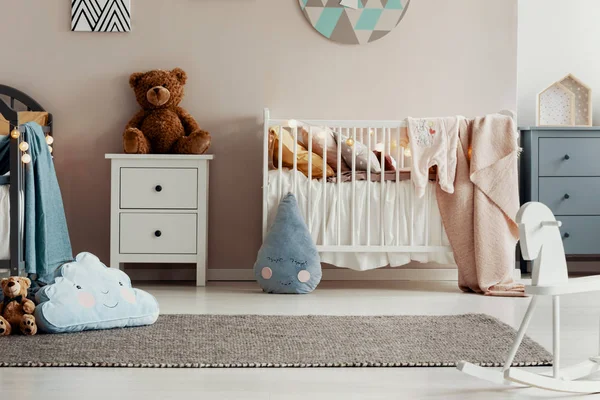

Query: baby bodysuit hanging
left=406, top=117, right=461, bottom=198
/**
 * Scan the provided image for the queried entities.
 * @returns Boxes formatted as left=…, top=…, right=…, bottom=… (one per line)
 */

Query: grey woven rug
left=0, top=314, right=551, bottom=368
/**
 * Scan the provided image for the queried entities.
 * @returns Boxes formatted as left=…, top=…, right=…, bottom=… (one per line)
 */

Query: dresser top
left=519, top=126, right=599, bottom=131
left=105, top=153, right=214, bottom=160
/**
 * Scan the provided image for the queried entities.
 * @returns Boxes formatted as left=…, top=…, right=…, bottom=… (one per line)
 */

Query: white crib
left=262, top=108, right=455, bottom=277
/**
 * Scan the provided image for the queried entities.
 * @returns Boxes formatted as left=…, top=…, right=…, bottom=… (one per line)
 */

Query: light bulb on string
left=21, top=153, right=31, bottom=164
left=46, top=135, right=54, bottom=145
left=346, top=138, right=355, bottom=147
left=10, top=128, right=20, bottom=139
left=404, top=147, right=411, bottom=157
left=48, top=145, right=53, bottom=154
left=287, top=119, right=298, bottom=129
left=19, top=142, right=29, bottom=152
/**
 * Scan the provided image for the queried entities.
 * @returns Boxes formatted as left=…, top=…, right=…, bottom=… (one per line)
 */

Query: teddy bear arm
left=125, top=110, right=146, bottom=130
left=175, top=106, right=201, bottom=135
left=21, top=298, right=35, bottom=314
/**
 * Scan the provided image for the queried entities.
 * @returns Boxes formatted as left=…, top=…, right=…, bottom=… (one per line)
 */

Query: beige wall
left=0, top=0, right=517, bottom=274
left=518, top=0, right=600, bottom=127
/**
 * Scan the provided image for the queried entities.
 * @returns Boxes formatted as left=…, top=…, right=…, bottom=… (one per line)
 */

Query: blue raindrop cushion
left=34, top=252, right=159, bottom=333
left=254, top=193, right=322, bottom=294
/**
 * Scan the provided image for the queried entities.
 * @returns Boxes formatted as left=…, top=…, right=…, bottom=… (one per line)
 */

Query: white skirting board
left=124, top=266, right=523, bottom=282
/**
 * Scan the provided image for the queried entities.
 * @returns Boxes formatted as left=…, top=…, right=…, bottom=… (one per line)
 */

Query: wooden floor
left=2, top=280, right=600, bottom=399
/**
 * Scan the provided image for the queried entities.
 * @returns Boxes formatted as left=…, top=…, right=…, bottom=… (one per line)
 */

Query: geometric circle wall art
left=72, top=0, right=131, bottom=32
left=299, top=0, right=411, bottom=45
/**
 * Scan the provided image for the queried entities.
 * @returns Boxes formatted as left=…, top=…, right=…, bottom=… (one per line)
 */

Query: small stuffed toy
left=0, top=277, right=37, bottom=336
left=123, top=68, right=211, bottom=154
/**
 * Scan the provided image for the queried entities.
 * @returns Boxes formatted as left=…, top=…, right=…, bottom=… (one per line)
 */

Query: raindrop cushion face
left=254, top=193, right=322, bottom=294
left=34, top=252, right=159, bottom=333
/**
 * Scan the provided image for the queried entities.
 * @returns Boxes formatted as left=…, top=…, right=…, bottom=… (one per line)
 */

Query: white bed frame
left=262, top=108, right=455, bottom=280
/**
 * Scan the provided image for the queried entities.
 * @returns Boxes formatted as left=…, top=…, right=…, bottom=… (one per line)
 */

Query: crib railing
left=262, top=108, right=452, bottom=255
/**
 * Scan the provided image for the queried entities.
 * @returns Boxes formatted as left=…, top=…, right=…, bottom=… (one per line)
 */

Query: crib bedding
left=267, top=170, right=454, bottom=271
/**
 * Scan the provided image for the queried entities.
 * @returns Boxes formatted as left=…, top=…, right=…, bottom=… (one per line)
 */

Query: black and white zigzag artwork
left=71, top=0, right=131, bottom=32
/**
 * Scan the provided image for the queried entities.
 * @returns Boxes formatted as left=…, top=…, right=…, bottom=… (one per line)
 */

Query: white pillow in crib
left=336, top=134, right=382, bottom=173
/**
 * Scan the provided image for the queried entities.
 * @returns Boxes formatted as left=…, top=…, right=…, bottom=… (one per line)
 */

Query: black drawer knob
left=564, top=154, right=570, bottom=160
left=563, top=232, right=570, bottom=239
left=154, top=230, right=162, bottom=237
left=155, top=185, right=163, bottom=192
left=564, top=193, right=570, bottom=200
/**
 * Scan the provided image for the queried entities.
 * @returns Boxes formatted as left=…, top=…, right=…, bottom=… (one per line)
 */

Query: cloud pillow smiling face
left=34, top=252, right=159, bottom=334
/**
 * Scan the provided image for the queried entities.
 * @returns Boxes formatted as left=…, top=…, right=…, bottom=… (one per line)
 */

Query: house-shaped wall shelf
left=537, top=74, right=592, bottom=127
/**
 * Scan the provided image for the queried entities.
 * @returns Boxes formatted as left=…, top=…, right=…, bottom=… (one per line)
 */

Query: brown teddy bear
left=0, top=277, right=37, bottom=336
left=123, top=68, right=211, bottom=155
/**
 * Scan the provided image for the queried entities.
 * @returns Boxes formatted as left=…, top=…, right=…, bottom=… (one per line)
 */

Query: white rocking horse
left=458, top=201, right=600, bottom=393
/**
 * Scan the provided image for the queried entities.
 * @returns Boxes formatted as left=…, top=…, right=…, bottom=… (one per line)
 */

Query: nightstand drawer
left=539, top=138, right=600, bottom=176
left=120, top=168, right=198, bottom=209
left=558, top=216, right=600, bottom=255
left=539, top=177, right=600, bottom=215
left=119, top=213, right=197, bottom=254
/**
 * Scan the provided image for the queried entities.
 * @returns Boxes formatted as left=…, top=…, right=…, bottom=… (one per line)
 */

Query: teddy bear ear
left=0, top=278, right=7, bottom=289
left=129, top=72, right=145, bottom=88
left=171, top=68, right=187, bottom=85
left=20, top=277, right=31, bottom=289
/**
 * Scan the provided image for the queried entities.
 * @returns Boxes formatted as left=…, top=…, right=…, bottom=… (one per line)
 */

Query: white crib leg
left=503, top=296, right=539, bottom=371
left=553, top=295, right=560, bottom=379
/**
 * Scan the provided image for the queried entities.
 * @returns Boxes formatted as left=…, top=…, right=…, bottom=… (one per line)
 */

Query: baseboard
left=126, top=267, right=460, bottom=282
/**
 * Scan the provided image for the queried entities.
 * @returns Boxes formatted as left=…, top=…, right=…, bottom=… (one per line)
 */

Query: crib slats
left=322, top=126, right=328, bottom=246
left=278, top=126, right=283, bottom=200
left=336, top=126, right=343, bottom=246
left=396, top=127, right=401, bottom=246
left=380, top=127, right=386, bottom=247
left=307, top=126, right=313, bottom=232
left=351, top=127, right=356, bottom=246
left=367, top=127, right=372, bottom=246
left=292, top=125, right=298, bottom=196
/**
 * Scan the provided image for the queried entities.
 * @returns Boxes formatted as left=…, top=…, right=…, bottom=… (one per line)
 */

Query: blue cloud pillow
left=254, top=193, right=322, bottom=294
left=34, top=252, right=159, bottom=333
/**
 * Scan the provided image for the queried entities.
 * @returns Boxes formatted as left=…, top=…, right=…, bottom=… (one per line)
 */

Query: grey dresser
left=520, top=127, right=600, bottom=272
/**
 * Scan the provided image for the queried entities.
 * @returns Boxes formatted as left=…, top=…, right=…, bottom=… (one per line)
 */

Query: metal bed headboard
left=0, top=85, right=53, bottom=276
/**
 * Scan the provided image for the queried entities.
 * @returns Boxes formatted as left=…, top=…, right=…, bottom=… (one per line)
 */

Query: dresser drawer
left=120, top=168, right=198, bottom=209
left=539, top=138, right=600, bottom=176
left=119, top=213, right=197, bottom=254
left=558, top=216, right=600, bottom=255
left=539, top=177, right=600, bottom=215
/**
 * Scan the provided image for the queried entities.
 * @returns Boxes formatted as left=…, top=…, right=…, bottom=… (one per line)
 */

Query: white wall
left=0, top=1, right=517, bottom=275
left=518, top=0, right=600, bottom=127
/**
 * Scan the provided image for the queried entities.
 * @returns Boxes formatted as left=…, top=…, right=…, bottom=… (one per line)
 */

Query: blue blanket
left=0, top=123, right=73, bottom=282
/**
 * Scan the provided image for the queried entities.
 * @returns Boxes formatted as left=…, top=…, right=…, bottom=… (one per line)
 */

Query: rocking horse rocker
left=458, top=202, right=600, bottom=393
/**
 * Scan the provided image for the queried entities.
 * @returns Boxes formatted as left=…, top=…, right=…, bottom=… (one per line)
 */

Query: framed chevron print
left=299, top=0, right=410, bottom=45
left=72, top=0, right=131, bottom=32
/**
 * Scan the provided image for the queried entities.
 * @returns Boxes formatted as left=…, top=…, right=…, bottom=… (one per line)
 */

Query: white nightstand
left=105, top=154, right=213, bottom=286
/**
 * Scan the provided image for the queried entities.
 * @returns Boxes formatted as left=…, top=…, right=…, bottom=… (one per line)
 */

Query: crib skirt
left=266, top=170, right=454, bottom=271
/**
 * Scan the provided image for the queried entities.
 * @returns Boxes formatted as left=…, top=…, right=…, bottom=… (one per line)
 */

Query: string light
left=404, top=147, right=411, bottom=157
left=48, top=145, right=53, bottom=154
left=21, top=154, right=31, bottom=164
left=369, top=130, right=374, bottom=136
left=46, top=135, right=54, bottom=145
left=19, top=142, right=29, bottom=152
left=10, top=128, right=20, bottom=139
left=287, top=119, right=298, bottom=128
left=345, top=138, right=355, bottom=147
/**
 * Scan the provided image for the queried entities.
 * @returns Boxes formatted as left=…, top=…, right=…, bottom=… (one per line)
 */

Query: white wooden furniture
left=106, top=154, right=213, bottom=286
left=458, top=202, right=600, bottom=394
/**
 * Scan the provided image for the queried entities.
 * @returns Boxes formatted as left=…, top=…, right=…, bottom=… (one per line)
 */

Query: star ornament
left=340, top=0, right=359, bottom=9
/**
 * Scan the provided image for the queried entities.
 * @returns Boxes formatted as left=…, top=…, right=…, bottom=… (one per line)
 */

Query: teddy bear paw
left=123, top=128, right=151, bottom=154
left=20, top=315, right=37, bottom=336
left=0, top=317, right=10, bottom=336
left=22, top=299, right=35, bottom=314
left=174, top=130, right=211, bottom=154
